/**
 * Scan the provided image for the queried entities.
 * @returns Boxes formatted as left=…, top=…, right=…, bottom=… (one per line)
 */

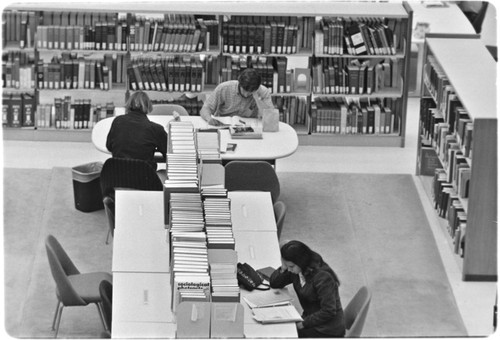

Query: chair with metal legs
left=45, top=234, right=112, bottom=337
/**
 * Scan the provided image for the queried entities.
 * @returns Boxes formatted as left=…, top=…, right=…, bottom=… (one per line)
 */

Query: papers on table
left=251, top=304, right=303, bottom=324
left=242, top=288, right=294, bottom=308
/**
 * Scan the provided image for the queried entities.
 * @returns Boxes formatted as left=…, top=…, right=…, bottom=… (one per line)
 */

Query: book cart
left=416, top=34, right=497, bottom=281
left=4, top=1, right=412, bottom=147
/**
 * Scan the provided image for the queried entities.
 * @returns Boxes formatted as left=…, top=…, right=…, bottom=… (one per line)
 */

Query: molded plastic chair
left=224, top=161, right=280, bottom=203
left=99, top=280, right=113, bottom=337
left=151, top=104, right=189, bottom=116
left=100, top=158, right=164, bottom=243
left=273, top=201, right=287, bottom=239
left=344, top=286, right=372, bottom=337
left=45, top=234, right=112, bottom=337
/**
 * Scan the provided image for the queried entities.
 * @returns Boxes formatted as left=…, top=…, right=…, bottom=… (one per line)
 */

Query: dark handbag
left=237, top=262, right=270, bottom=291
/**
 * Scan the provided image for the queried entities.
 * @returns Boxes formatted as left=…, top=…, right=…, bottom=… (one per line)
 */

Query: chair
left=273, top=201, right=287, bottom=239
left=99, top=280, right=113, bottom=337
left=45, top=234, right=112, bottom=337
left=100, top=157, right=164, bottom=243
left=224, top=161, right=280, bottom=203
left=344, top=286, right=372, bottom=338
left=151, top=104, right=189, bottom=116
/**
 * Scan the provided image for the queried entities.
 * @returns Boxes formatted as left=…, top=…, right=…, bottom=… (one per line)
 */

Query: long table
left=112, top=190, right=298, bottom=338
left=92, top=115, right=298, bottom=162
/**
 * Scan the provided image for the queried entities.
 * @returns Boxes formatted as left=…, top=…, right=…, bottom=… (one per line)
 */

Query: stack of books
left=196, top=130, right=221, bottom=162
left=203, top=197, right=235, bottom=249
left=169, top=193, right=211, bottom=312
left=168, top=121, right=197, bottom=154
left=201, top=187, right=228, bottom=199
left=169, top=193, right=205, bottom=232
left=208, top=249, right=239, bottom=302
left=164, top=121, right=200, bottom=223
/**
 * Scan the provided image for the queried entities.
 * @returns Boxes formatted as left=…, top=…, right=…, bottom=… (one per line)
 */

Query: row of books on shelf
left=221, top=16, right=315, bottom=55
left=312, top=57, right=402, bottom=95
left=4, top=10, right=220, bottom=52
left=272, top=95, right=309, bottom=126
left=420, top=97, right=473, bottom=160
left=432, top=168, right=467, bottom=257
left=36, top=53, right=127, bottom=90
left=35, top=16, right=218, bottom=52
left=2, top=92, right=35, bottom=128
left=423, top=54, right=451, bottom=111
left=152, top=97, right=203, bottom=116
left=2, top=92, right=115, bottom=129
left=41, top=97, right=115, bottom=129
left=314, top=17, right=406, bottom=56
left=309, top=97, right=400, bottom=134
left=3, top=50, right=35, bottom=89
left=3, top=10, right=38, bottom=48
left=128, top=56, right=204, bottom=93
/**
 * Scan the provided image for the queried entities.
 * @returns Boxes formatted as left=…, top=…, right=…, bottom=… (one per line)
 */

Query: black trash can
left=72, top=162, right=104, bottom=212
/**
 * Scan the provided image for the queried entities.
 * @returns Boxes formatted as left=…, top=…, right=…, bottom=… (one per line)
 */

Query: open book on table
left=251, top=303, right=303, bottom=324
left=242, top=288, right=294, bottom=308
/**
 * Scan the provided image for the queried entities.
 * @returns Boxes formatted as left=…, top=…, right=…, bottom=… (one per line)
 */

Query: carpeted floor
left=3, top=168, right=467, bottom=338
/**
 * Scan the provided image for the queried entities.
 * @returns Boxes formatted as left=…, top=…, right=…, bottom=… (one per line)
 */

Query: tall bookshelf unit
left=3, top=1, right=412, bottom=147
left=416, top=35, right=497, bottom=281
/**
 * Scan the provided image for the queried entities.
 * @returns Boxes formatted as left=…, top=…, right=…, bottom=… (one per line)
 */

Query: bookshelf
left=3, top=1, right=412, bottom=147
left=416, top=35, right=497, bottom=281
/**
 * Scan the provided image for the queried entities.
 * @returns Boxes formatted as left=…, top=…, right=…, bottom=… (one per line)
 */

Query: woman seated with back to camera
left=269, top=240, right=346, bottom=338
left=106, top=91, right=168, bottom=177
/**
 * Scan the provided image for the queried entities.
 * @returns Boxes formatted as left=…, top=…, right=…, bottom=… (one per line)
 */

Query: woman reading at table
left=200, top=68, right=274, bottom=126
left=106, top=91, right=168, bottom=172
left=269, top=240, right=346, bottom=338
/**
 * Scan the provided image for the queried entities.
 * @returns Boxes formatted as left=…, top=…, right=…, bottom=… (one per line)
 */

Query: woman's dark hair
left=238, top=68, right=262, bottom=92
left=281, top=240, right=340, bottom=285
left=126, top=91, right=153, bottom=114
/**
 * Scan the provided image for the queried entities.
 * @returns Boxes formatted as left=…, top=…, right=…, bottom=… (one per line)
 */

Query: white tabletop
left=233, top=230, right=282, bottom=269
left=112, top=272, right=176, bottom=338
left=92, top=115, right=298, bottom=161
left=229, top=191, right=277, bottom=232
left=113, top=190, right=170, bottom=273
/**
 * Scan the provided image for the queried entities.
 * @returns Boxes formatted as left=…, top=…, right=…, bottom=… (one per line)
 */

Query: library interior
left=2, top=1, right=498, bottom=339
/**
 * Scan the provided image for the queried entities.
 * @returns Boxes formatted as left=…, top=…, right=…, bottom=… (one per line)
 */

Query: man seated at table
left=200, top=68, right=274, bottom=126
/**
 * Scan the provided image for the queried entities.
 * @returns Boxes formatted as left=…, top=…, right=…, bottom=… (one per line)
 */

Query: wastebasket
left=72, top=162, right=104, bottom=212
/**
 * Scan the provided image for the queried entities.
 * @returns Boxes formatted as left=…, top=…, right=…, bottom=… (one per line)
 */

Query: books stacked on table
left=168, top=121, right=197, bottom=154
left=170, top=220, right=211, bottom=312
left=196, top=129, right=221, bottom=162
left=208, top=249, right=240, bottom=302
left=201, top=187, right=228, bottom=198
left=203, top=196, right=234, bottom=249
left=169, top=193, right=205, bottom=232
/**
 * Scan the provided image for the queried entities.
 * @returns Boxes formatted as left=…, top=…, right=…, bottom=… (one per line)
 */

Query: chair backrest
left=99, top=280, right=113, bottom=332
left=472, top=2, right=489, bottom=33
left=344, top=286, right=372, bottom=337
left=273, top=201, right=286, bottom=239
left=45, top=235, right=86, bottom=306
left=100, top=157, right=164, bottom=198
left=151, top=104, right=189, bottom=116
left=224, top=161, right=280, bottom=203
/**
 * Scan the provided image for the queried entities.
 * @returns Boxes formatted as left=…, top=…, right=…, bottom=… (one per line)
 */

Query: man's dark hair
left=238, top=68, right=262, bottom=92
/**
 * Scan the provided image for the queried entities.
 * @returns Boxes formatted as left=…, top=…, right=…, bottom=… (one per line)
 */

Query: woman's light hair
left=126, top=91, right=153, bottom=114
